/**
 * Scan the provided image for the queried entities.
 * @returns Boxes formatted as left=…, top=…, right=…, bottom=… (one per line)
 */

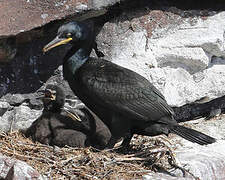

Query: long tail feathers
left=170, top=125, right=216, bottom=145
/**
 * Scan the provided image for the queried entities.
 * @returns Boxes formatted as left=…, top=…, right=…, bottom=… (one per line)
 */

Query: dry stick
left=101, top=169, right=113, bottom=179
left=72, top=169, right=95, bottom=180
left=2, top=143, right=54, bottom=163
left=17, top=141, right=54, bottom=149
left=63, top=145, right=83, bottom=150
left=60, top=157, right=74, bottom=165
left=118, top=170, right=152, bottom=174
left=115, top=156, right=152, bottom=162
left=1, top=147, right=55, bottom=164
left=1, top=140, right=54, bottom=156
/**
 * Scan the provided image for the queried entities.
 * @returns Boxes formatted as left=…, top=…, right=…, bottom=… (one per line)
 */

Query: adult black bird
left=43, top=21, right=216, bottom=148
left=25, top=84, right=111, bottom=149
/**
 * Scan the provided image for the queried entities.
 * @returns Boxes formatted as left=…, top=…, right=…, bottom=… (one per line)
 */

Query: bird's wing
left=80, top=59, right=174, bottom=121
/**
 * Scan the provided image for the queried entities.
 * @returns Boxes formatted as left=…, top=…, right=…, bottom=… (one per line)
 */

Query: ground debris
left=0, top=131, right=184, bottom=179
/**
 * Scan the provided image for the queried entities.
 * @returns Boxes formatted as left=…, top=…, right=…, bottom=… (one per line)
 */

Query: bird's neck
left=65, top=48, right=88, bottom=73
left=44, top=103, right=63, bottom=113
left=63, top=42, right=93, bottom=76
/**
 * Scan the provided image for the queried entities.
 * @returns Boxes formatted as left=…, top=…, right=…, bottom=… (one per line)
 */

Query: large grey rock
left=0, top=101, right=10, bottom=116
left=0, top=153, right=45, bottom=179
left=0, top=105, right=42, bottom=132
left=96, top=9, right=225, bottom=106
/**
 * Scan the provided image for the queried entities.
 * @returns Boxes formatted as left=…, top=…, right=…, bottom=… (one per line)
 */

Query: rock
left=13, top=105, right=42, bottom=131
left=96, top=8, right=225, bottom=106
left=0, top=153, right=45, bottom=179
left=0, top=101, right=10, bottom=116
left=1, top=93, right=42, bottom=109
left=0, top=105, right=42, bottom=132
left=144, top=116, right=225, bottom=180
left=174, top=142, right=225, bottom=180
left=0, top=0, right=120, bottom=37
left=2, top=94, right=26, bottom=106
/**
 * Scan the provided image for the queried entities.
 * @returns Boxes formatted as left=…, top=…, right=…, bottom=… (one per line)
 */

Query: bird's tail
left=170, top=125, right=216, bottom=145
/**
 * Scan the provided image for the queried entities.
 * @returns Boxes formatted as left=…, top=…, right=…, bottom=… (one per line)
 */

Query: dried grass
left=0, top=131, right=181, bottom=179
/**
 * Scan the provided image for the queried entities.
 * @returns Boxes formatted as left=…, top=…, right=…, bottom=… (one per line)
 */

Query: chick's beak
left=50, top=95, right=56, bottom=100
left=62, top=107, right=82, bottom=122
left=43, top=36, right=73, bottom=53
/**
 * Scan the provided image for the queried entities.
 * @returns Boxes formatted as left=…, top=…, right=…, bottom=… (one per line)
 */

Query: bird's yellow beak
left=43, top=36, right=73, bottom=53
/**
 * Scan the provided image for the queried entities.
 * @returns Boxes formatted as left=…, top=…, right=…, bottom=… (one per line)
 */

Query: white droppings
left=41, top=14, right=48, bottom=19
left=55, top=0, right=67, bottom=7
left=75, top=3, right=88, bottom=10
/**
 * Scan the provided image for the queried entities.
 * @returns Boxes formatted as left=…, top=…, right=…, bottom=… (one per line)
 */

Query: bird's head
left=43, top=21, right=90, bottom=53
left=37, top=84, right=65, bottom=112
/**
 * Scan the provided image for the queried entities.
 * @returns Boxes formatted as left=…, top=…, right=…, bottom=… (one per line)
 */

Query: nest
left=0, top=131, right=186, bottom=179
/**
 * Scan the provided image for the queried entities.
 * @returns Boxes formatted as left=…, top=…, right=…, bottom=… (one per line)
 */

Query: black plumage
left=25, top=84, right=111, bottom=149
left=43, top=21, right=216, bottom=148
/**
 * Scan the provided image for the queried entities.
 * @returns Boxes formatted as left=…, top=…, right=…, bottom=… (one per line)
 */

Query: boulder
left=0, top=153, right=45, bottom=179
left=96, top=9, right=225, bottom=106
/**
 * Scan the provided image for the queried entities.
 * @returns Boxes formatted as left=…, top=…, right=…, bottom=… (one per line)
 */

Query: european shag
left=25, top=84, right=111, bottom=149
left=43, top=21, right=216, bottom=148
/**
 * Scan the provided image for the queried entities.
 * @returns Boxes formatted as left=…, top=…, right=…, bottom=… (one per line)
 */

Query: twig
left=115, top=156, right=151, bottom=162
left=17, top=141, right=54, bottom=149
left=118, top=170, right=152, bottom=174
left=101, top=169, right=113, bottom=179
left=1, top=148, right=55, bottom=164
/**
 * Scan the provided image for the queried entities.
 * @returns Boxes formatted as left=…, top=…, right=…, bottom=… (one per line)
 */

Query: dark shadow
left=173, top=95, right=225, bottom=122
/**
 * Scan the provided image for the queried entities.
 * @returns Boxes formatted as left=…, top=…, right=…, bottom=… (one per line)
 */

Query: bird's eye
left=66, top=33, right=72, bottom=38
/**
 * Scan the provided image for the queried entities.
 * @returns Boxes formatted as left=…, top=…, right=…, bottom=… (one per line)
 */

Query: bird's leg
left=106, top=136, right=119, bottom=149
left=120, top=132, right=133, bottom=148
left=106, top=114, right=131, bottom=150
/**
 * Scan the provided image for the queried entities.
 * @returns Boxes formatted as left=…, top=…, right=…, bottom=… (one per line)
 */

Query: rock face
left=0, top=0, right=121, bottom=37
left=96, top=8, right=225, bottom=106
